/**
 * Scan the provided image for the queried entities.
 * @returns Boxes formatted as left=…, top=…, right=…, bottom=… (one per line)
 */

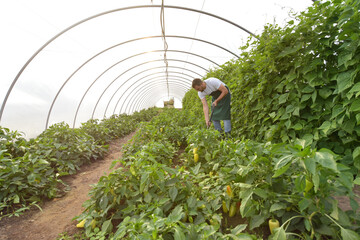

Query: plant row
left=75, top=108, right=360, bottom=239
left=0, top=108, right=159, bottom=218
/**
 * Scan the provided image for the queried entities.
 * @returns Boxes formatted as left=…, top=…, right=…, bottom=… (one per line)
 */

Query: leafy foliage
left=0, top=108, right=159, bottom=219
left=200, top=0, right=360, bottom=173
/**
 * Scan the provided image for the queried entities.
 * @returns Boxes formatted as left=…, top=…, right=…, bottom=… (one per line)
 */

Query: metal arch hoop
left=113, top=69, right=194, bottom=115
left=45, top=40, right=222, bottom=129
left=126, top=78, right=190, bottom=113
left=110, top=66, right=198, bottom=116
left=72, top=49, right=213, bottom=128
left=89, top=59, right=196, bottom=120
left=120, top=76, right=192, bottom=114
left=133, top=83, right=189, bottom=113
left=130, top=81, right=189, bottom=113
left=0, top=4, right=256, bottom=123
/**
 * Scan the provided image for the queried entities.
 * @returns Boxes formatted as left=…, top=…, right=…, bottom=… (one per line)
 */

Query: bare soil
left=0, top=132, right=136, bottom=240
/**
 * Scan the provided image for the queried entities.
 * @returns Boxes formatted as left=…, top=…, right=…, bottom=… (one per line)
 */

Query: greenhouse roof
left=0, top=0, right=313, bottom=138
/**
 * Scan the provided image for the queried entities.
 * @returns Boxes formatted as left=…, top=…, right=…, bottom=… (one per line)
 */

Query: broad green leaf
left=253, top=188, right=268, bottom=199
left=272, top=227, right=287, bottom=240
left=337, top=70, right=354, bottom=93
left=314, top=151, right=338, bottom=172
left=279, top=93, right=289, bottom=104
left=319, top=87, right=332, bottom=99
left=354, top=177, right=360, bottom=185
left=101, top=219, right=113, bottom=234
left=174, top=226, right=186, bottom=240
left=332, top=105, right=345, bottom=119
left=350, top=99, right=360, bottom=112
left=230, top=224, right=247, bottom=235
left=140, top=172, right=149, bottom=193
left=303, top=157, right=316, bottom=175
left=272, top=163, right=291, bottom=178
left=249, top=214, right=265, bottom=230
left=330, top=199, right=339, bottom=220
left=270, top=203, right=286, bottom=212
left=349, top=82, right=360, bottom=93
left=318, top=121, right=332, bottom=134
left=187, top=196, right=197, bottom=208
left=169, top=186, right=178, bottom=202
left=341, top=228, right=360, bottom=240
left=353, top=147, right=360, bottom=159
left=299, top=198, right=312, bottom=212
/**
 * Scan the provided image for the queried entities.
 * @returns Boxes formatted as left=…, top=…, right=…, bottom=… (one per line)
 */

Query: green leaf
left=272, top=227, right=287, bottom=240
left=279, top=93, right=289, bottom=104
left=341, top=228, right=360, bottom=240
left=272, top=163, right=291, bottom=178
left=270, top=203, right=286, bottom=212
left=140, top=172, right=149, bottom=193
left=249, top=214, right=265, bottom=230
left=169, top=186, right=178, bottom=202
left=174, top=226, right=186, bottom=240
left=101, top=219, right=113, bottom=234
left=349, top=82, right=360, bottom=93
left=332, top=105, right=345, bottom=119
left=350, top=99, right=360, bottom=112
left=337, top=70, right=354, bottom=93
left=303, top=157, right=316, bottom=175
left=319, top=88, right=332, bottom=99
left=314, top=151, right=338, bottom=172
left=299, top=198, right=312, bottom=212
left=318, top=121, right=332, bottom=135
left=354, top=177, right=360, bottom=185
left=330, top=199, right=339, bottom=220
left=230, top=224, right=247, bottom=235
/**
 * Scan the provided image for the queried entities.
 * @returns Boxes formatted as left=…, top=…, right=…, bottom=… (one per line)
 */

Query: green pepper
left=229, top=202, right=237, bottom=217
left=222, top=201, right=228, bottom=213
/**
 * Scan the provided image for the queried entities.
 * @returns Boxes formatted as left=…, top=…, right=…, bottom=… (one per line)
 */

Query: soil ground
left=0, top=132, right=136, bottom=240
left=0, top=131, right=359, bottom=240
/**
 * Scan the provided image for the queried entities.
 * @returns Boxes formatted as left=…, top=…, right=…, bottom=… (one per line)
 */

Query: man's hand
left=212, top=101, right=218, bottom=107
left=206, top=120, right=212, bottom=127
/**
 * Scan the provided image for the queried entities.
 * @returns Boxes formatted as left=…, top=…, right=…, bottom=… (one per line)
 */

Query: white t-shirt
left=198, top=78, right=226, bottom=99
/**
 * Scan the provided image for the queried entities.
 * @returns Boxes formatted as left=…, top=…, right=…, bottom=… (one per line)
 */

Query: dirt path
left=0, top=132, right=136, bottom=240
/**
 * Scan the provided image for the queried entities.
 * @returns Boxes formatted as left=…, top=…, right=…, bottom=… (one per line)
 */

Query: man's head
left=192, top=78, right=206, bottom=92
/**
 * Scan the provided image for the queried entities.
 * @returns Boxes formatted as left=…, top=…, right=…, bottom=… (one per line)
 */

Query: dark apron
left=209, top=86, right=231, bottom=120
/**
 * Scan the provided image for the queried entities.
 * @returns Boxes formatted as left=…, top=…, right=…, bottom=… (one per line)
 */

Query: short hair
left=192, top=78, right=203, bottom=88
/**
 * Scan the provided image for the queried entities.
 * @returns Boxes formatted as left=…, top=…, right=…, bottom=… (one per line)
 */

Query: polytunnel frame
left=105, top=60, right=208, bottom=116
left=133, top=82, right=189, bottom=113
left=0, top=4, right=256, bottom=125
left=88, top=59, right=196, bottom=121
left=124, top=77, right=191, bottom=113
left=111, top=68, right=197, bottom=116
left=49, top=36, right=230, bottom=129
left=72, top=49, right=214, bottom=127
left=131, top=81, right=189, bottom=112
left=119, top=75, right=193, bottom=114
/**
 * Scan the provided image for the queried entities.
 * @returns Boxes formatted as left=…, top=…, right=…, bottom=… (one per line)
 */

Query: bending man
left=192, top=77, right=231, bottom=137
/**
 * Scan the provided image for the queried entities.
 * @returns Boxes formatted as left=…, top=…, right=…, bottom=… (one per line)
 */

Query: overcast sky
left=0, top=0, right=313, bottom=138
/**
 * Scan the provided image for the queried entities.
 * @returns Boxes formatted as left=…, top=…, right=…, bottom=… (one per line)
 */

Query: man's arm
left=201, top=97, right=211, bottom=127
left=212, top=84, right=229, bottom=107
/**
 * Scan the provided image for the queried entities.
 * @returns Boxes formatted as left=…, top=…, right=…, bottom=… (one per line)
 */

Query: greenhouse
left=1, top=0, right=360, bottom=239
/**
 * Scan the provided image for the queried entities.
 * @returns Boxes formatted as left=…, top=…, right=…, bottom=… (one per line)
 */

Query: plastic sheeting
left=0, top=0, right=313, bottom=138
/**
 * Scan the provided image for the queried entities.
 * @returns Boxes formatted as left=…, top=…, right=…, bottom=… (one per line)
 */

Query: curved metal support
left=1, top=4, right=255, bottom=123
left=128, top=79, right=190, bottom=113
left=114, top=72, right=192, bottom=115
left=90, top=59, right=196, bottom=120
left=120, top=76, right=191, bottom=114
left=111, top=67, right=195, bottom=116
left=134, top=84, right=188, bottom=113
left=72, top=49, right=212, bottom=127
left=130, top=81, right=189, bottom=113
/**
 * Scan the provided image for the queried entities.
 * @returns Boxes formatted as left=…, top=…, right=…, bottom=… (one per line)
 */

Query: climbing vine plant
left=204, top=0, right=360, bottom=173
